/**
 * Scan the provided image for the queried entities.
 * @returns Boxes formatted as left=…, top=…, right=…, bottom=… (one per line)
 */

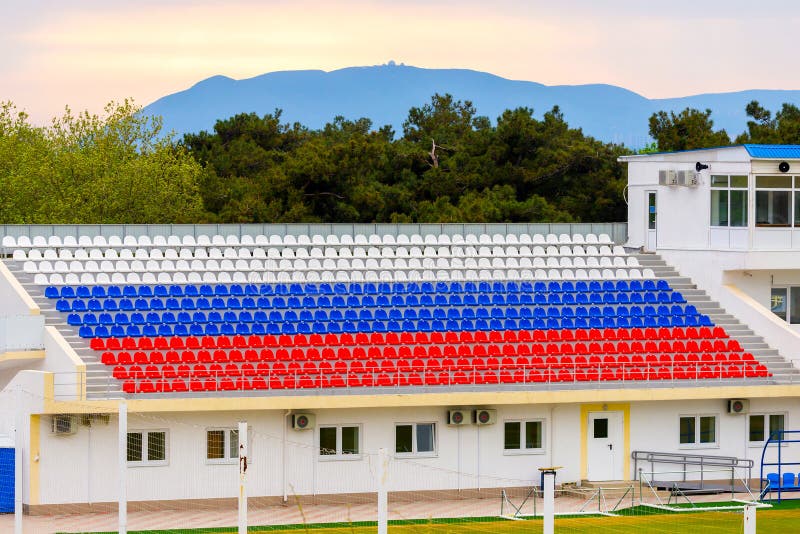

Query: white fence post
left=118, top=401, right=127, bottom=534
left=542, top=469, right=557, bottom=534
left=743, top=504, right=756, bottom=534
left=238, top=421, right=248, bottom=534
left=377, top=448, right=389, bottom=534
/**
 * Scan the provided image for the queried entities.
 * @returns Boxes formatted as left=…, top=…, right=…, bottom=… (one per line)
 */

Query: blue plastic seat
left=136, top=286, right=151, bottom=298
left=169, top=285, right=183, bottom=297
left=177, top=312, right=191, bottom=324
left=150, top=298, right=165, bottom=311
left=629, top=293, right=644, bottom=304
left=103, top=299, right=118, bottom=311
left=588, top=281, right=602, bottom=293
left=172, top=324, right=187, bottom=336
left=166, top=298, right=180, bottom=311
left=767, top=473, right=780, bottom=489
left=266, top=323, right=280, bottom=335
left=56, top=300, right=71, bottom=312
left=603, top=293, right=617, bottom=304
left=196, top=298, right=211, bottom=310
left=99, top=313, right=113, bottom=325
left=629, top=280, right=643, bottom=292
left=181, top=298, right=196, bottom=310
left=615, top=281, right=629, bottom=292
left=67, top=313, right=81, bottom=325
left=94, top=325, right=110, bottom=338
left=125, top=325, right=142, bottom=337
left=230, top=284, right=244, bottom=296
left=200, top=284, right=214, bottom=297
left=83, top=313, right=98, bottom=326
left=89, top=286, right=105, bottom=298
left=260, top=284, right=275, bottom=296
left=700, top=316, right=713, bottom=327
left=87, top=299, right=102, bottom=312
left=783, top=473, right=796, bottom=488
left=590, top=293, right=602, bottom=305
left=616, top=293, right=629, bottom=304
left=548, top=282, right=561, bottom=293
left=60, top=286, right=76, bottom=299
left=76, top=286, right=91, bottom=298
left=602, top=281, right=615, bottom=292
left=158, top=324, right=173, bottom=336
left=236, top=323, right=251, bottom=335
left=204, top=323, right=220, bottom=335
left=671, top=292, right=686, bottom=303
left=214, top=284, right=229, bottom=296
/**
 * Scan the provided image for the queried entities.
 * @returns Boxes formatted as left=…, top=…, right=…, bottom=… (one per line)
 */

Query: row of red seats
left=90, top=326, right=732, bottom=352
left=122, top=363, right=771, bottom=394
left=112, top=359, right=768, bottom=381
left=100, top=342, right=751, bottom=366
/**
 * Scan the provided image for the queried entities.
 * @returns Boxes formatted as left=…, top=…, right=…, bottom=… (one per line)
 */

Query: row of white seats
left=12, top=244, right=629, bottom=262
left=4, top=232, right=615, bottom=249
left=36, top=268, right=656, bottom=286
left=22, top=256, right=641, bottom=275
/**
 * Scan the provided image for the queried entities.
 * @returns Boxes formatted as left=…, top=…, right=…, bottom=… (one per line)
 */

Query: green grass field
left=74, top=501, right=800, bottom=534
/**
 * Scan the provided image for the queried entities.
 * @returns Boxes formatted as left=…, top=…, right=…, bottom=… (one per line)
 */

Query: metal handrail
left=632, top=450, right=753, bottom=490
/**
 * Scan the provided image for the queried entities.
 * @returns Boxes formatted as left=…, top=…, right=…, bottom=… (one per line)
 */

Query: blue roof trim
left=743, top=145, right=800, bottom=159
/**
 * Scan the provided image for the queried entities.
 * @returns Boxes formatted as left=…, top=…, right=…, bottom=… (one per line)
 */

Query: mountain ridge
left=143, top=64, right=800, bottom=147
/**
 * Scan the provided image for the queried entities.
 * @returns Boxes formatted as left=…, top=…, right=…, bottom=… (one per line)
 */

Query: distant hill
left=143, top=64, right=800, bottom=147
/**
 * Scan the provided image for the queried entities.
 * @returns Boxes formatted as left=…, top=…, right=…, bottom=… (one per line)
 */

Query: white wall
left=29, top=399, right=800, bottom=506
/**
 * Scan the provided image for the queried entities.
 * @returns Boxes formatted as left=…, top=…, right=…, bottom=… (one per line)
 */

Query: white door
left=645, top=191, right=657, bottom=251
left=587, top=411, right=624, bottom=481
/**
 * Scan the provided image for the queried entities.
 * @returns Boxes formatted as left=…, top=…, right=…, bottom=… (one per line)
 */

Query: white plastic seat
left=585, top=246, right=599, bottom=257
left=80, top=273, right=95, bottom=285
left=599, top=246, right=613, bottom=257
left=575, top=269, right=589, bottom=280
left=450, top=234, right=464, bottom=245
left=43, top=249, right=57, bottom=261
left=599, top=233, right=612, bottom=244
left=353, top=234, right=368, bottom=245
left=46, top=236, right=62, bottom=248
left=111, top=272, right=125, bottom=284
left=202, top=272, right=217, bottom=283
left=382, top=234, right=396, bottom=245
left=12, top=250, right=26, bottom=261
left=187, top=272, right=202, bottom=283
left=627, top=257, right=640, bottom=267
left=546, top=246, right=559, bottom=256
left=599, top=257, right=613, bottom=268
left=162, top=249, right=177, bottom=260
left=409, top=234, right=424, bottom=245
left=2, top=236, right=15, bottom=248
left=182, top=235, right=197, bottom=246
left=559, top=245, right=572, bottom=256
left=209, top=235, right=224, bottom=247
left=137, top=236, right=152, bottom=247
left=642, top=268, right=655, bottom=278
left=585, top=234, right=599, bottom=244
left=252, top=249, right=266, bottom=259
left=151, top=235, right=166, bottom=247
left=132, top=248, right=147, bottom=260
left=196, top=235, right=212, bottom=246
left=478, top=234, right=492, bottom=245
left=612, top=245, right=626, bottom=256
left=17, top=236, right=32, bottom=248
left=253, top=235, right=268, bottom=246
left=587, top=269, right=601, bottom=279
left=572, top=245, right=586, bottom=256
left=166, top=235, right=181, bottom=247
left=108, top=236, right=123, bottom=247
left=95, top=273, right=110, bottom=285
left=424, top=235, right=438, bottom=245
left=208, top=248, right=223, bottom=260
left=438, top=235, right=451, bottom=246
left=573, top=257, right=586, bottom=268
left=558, top=234, right=571, bottom=244
left=32, top=236, right=47, bottom=248
left=601, top=269, right=616, bottom=280
left=57, top=273, right=72, bottom=285
left=571, top=234, right=585, bottom=245
left=613, top=257, right=626, bottom=267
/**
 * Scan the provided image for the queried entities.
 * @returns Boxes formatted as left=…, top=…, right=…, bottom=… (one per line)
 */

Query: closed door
left=646, top=191, right=657, bottom=251
left=587, top=411, right=623, bottom=481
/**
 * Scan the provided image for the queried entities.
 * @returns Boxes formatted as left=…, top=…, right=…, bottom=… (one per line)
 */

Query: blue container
left=0, top=447, right=14, bottom=513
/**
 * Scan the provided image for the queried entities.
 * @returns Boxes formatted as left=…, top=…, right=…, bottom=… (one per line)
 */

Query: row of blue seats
left=55, top=291, right=686, bottom=313
left=76, top=314, right=714, bottom=338
left=79, top=314, right=714, bottom=339
left=46, top=279, right=674, bottom=300
left=66, top=304, right=703, bottom=326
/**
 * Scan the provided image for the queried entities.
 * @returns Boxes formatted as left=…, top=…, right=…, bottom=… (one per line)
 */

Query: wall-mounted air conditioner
left=291, top=413, right=315, bottom=430
left=51, top=415, right=76, bottom=435
left=677, top=170, right=699, bottom=187
left=473, top=409, right=497, bottom=425
left=447, top=409, right=471, bottom=426
left=658, top=170, right=678, bottom=186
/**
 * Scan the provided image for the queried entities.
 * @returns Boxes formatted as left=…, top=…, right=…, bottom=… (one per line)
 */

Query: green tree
left=0, top=100, right=205, bottom=223
left=648, top=108, right=731, bottom=151
left=736, top=100, right=800, bottom=144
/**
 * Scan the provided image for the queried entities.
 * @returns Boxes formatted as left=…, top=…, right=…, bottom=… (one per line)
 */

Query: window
left=207, top=428, right=239, bottom=463
left=319, top=425, right=361, bottom=459
left=504, top=421, right=544, bottom=453
left=679, top=415, right=717, bottom=447
left=127, top=430, right=168, bottom=466
left=395, top=423, right=436, bottom=456
left=749, top=414, right=786, bottom=444
left=756, top=175, right=792, bottom=227
left=770, top=287, right=800, bottom=324
left=710, top=175, right=748, bottom=227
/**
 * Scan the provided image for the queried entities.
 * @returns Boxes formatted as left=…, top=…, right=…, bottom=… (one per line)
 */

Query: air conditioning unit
left=473, top=409, right=497, bottom=425
left=677, top=170, right=699, bottom=187
left=728, top=399, right=750, bottom=415
left=51, top=415, right=76, bottom=435
left=80, top=413, right=111, bottom=426
left=447, top=409, right=470, bottom=426
left=658, top=170, right=678, bottom=186
left=291, top=413, right=315, bottom=430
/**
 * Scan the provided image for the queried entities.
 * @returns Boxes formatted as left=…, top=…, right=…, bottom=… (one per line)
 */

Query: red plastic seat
left=122, top=380, right=136, bottom=393
left=90, top=338, right=105, bottom=350
left=252, top=376, right=268, bottom=389
left=169, top=337, right=185, bottom=350
left=101, top=352, right=116, bottom=365
left=138, top=379, right=156, bottom=393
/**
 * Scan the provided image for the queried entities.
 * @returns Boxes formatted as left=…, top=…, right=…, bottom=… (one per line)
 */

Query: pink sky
left=3, top=0, right=800, bottom=123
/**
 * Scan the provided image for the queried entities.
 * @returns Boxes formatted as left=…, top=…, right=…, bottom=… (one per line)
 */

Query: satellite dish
left=779, top=161, right=791, bottom=173
left=695, top=162, right=709, bottom=172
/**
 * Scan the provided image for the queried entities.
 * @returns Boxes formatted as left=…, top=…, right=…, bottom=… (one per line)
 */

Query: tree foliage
left=736, top=101, right=800, bottom=144
left=184, top=94, right=630, bottom=224
left=648, top=108, right=731, bottom=151
left=0, top=100, right=204, bottom=224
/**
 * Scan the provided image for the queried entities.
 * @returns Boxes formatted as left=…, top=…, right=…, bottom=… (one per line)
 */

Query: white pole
left=238, top=421, right=248, bottom=534
left=377, top=448, right=389, bottom=534
left=118, top=401, right=127, bottom=534
left=14, top=387, right=22, bottom=534
left=542, top=470, right=556, bottom=534
left=743, top=504, right=756, bottom=534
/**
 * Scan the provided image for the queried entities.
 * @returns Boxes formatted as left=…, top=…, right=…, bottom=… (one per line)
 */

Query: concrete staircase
left=632, top=253, right=800, bottom=383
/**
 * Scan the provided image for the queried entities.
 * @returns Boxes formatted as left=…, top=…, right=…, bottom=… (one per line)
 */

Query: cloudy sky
left=3, top=0, right=800, bottom=122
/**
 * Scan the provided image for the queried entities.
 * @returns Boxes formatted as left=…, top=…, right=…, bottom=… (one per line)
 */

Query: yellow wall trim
left=29, top=414, right=40, bottom=506
left=0, top=261, right=39, bottom=315
left=580, top=403, right=631, bottom=481
left=40, top=383, right=800, bottom=415
left=0, top=350, right=45, bottom=364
